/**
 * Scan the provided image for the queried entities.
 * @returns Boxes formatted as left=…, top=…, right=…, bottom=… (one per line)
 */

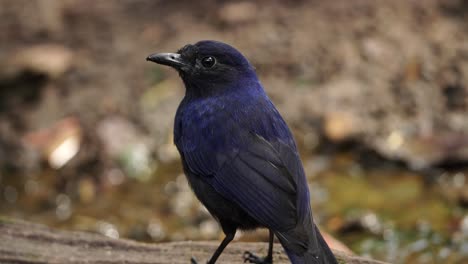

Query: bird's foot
left=243, top=251, right=272, bottom=264
left=190, top=257, right=199, bottom=264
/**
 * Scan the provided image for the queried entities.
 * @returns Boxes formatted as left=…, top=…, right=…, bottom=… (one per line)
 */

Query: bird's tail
left=276, top=219, right=338, bottom=264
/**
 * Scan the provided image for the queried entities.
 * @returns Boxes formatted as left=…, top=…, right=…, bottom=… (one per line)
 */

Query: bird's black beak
left=146, top=53, right=187, bottom=70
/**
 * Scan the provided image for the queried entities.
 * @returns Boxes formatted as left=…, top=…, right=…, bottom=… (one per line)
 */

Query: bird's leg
left=207, top=231, right=235, bottom=264
left=243, top=230, right=274, bottom=264
left=191, top=229, right=236, bottom=264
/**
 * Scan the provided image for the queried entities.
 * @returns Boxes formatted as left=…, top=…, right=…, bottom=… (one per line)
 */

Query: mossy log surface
left=0, top=218, right=389, bottom=264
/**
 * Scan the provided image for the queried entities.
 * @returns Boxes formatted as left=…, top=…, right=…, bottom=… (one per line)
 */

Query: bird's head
left=146, top=40, right=258, bottom=96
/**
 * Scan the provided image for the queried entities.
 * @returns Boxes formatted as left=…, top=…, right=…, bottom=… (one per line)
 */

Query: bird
left=146, top=40, right=337, bottom=264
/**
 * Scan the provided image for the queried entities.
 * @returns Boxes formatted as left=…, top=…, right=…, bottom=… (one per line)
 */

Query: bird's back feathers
left=176, top=87, right=337, bottom=263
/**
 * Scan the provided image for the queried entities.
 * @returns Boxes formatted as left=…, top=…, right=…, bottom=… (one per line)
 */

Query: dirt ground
left=1, top=0, right=468, bottom=171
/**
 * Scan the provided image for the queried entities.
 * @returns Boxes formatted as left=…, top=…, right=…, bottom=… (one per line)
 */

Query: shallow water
left=1, top=152, right=467, bottom=264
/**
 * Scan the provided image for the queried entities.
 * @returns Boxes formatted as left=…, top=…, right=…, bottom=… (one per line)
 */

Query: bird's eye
left=201, top=56, right=216, bottom=68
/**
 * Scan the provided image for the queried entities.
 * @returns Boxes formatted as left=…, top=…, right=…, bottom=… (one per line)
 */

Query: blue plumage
left=147, top=40, right=337, bottom=264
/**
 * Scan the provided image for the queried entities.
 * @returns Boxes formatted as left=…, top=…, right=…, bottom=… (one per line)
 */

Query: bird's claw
left=190, top=257, right=198, bottom=264
left=243, top=251, right=272, bottom=264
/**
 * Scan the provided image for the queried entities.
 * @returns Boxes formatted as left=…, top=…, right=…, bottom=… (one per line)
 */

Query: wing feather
left=184, top=133, right=302, bottom=231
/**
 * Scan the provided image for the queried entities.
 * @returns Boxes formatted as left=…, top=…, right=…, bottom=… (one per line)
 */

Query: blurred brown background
left=0, top=1, right=467, bottom=263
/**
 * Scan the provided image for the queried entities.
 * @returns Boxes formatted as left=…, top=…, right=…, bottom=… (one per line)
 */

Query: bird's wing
left=183, top=132, right=304, bottom=231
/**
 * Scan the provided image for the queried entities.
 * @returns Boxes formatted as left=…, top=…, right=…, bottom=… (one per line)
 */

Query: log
left=0, top=218, right=389, bottom=264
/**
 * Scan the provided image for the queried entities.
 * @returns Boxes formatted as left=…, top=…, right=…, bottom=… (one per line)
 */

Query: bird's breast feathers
left=175, top=93, right=294, bottom=155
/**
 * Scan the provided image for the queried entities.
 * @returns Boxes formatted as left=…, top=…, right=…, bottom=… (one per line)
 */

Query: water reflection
left=55, top=193, right=72, bottom=221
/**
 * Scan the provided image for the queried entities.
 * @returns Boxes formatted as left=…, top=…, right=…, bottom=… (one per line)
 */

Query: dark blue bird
left=146, top=40, right=337, bottom=264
